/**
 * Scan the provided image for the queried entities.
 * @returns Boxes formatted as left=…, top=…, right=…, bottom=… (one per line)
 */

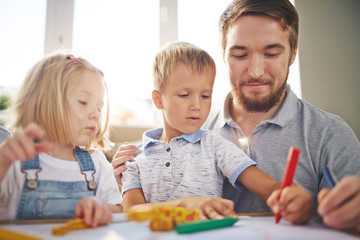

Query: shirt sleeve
left=211, top=132, right=256, bottom=188
left=318, top=116, right=360, bottom=188
left=121, top=158, right=142, bottom=195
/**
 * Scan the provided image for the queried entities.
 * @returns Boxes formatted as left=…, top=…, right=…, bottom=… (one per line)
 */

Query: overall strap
left=21, top=155, right=40, bottom=170
left=73, top=147, right=97, bottom=190
left=21, top=155, right=41, bottom=190
left=73, top=147, right=95, bottom=171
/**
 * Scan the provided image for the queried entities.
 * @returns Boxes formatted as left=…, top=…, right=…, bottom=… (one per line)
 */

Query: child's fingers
left=279, top=186, right=312, bottom=224
left=111, top=157, right=130, bottom=169
left=113, top=165, right=127, bottom=184
left=203, top=198, right=235, bottom=219
left=34, top=142, right=54, bottom=153
left=266, top=189, right=280, bottom=208
left=17, top=123, right=51, bottom=160
left=4, top=134, right=30, bottom=162
left=90, top=202, right=103, bottom=227
left=90, top=200, right=111, bottom=227
left=76, top=199, right=94, bottom=226
left=24, top=123, right=46, bottom=140
left=197, top=209, right=207, bottom=221
left=278, top=185, right=305, bottom=206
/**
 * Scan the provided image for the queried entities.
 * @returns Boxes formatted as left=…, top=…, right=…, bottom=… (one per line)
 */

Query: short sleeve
left=121, top=160, right=142, bottom=195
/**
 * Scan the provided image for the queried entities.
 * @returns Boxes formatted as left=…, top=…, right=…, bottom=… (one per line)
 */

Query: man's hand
left=318, top=175, right=360, bottom=233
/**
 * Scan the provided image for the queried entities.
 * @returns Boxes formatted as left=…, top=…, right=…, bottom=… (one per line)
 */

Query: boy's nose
left=190, top=97, right=201, bottom=111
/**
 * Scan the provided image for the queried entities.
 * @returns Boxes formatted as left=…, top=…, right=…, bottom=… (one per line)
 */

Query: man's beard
left=231, top=75, right=288, bottom=113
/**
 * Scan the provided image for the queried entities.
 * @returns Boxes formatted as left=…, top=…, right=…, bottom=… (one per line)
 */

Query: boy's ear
left=152, top=90, right=163, bottom=109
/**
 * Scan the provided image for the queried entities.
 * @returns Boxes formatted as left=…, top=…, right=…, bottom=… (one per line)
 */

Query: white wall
left=296, top=0, right=360, bottom=139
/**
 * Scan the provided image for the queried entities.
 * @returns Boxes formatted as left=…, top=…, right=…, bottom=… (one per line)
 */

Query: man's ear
left=289, top=45, right=298, bottom=66
left=152, top=90, right=163, bottom=109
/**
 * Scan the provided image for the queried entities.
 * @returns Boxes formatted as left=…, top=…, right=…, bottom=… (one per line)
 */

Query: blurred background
left=0, top=0, right=359, bottom=148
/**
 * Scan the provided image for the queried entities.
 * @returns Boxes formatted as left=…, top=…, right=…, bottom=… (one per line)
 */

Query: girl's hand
left=75, top=196, right=113, bottom=228
left=0, top=123, right=53, bottom=164
left=112, top=142, right=139, bottom=184
left=0, top=123, right=53, bottom=182
left=267, top=184, right=312, bottom=224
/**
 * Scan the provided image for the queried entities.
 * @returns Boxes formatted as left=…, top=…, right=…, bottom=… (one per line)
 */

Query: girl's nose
left=89, top=107, right=100, bottom=120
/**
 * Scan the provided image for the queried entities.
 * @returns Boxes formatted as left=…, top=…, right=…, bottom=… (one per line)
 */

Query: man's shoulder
left=297, top=98, right=345, bottom=124
left=203, top=109, right=222, bottom=130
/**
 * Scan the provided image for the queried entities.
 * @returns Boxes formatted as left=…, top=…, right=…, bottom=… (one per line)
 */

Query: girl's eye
left=78, top=100, right=87, bottom=105
left=178, top=94, right=189, bottom=97
left=202, top=95, right=210, bottom=99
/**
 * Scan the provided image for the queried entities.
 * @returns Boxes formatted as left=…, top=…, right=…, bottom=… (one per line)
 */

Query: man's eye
left=265, top=53, right=280, bottom=57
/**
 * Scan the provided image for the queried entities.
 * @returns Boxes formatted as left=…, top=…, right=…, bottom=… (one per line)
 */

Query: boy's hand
left=112, top=142, right=139, bottom=184
left=75, top=196, right=112, bottom=228
left=267, top=184, right=312, bottom=224
left=317, top=176, right=360, bottom=233
left=177, top=196, right=237, bottom=220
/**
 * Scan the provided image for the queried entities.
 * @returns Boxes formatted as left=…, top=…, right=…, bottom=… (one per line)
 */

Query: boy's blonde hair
left=153, top=42, right=216, bottom=91
left=11, top=53, right=110, bottom=149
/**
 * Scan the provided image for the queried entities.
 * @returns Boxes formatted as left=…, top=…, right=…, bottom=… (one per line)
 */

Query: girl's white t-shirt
left=0, top=148, right=121, bottom=219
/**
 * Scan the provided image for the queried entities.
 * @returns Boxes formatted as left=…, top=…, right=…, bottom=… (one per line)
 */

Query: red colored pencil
left=275, top=147, right=301, bottom=224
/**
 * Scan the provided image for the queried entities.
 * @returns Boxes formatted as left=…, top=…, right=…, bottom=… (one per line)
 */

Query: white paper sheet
left=1, top=216, right=358, bottom=240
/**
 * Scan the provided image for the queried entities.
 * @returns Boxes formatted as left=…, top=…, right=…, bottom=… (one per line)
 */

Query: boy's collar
left=142, top=128, right=204, bottom=148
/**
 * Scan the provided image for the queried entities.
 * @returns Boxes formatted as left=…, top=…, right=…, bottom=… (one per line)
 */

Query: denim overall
left=16, top=147, right=97, bottom=219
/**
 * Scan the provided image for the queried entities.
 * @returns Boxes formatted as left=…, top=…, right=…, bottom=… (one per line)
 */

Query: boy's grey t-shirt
left=121, top=128, right=256, bottom=203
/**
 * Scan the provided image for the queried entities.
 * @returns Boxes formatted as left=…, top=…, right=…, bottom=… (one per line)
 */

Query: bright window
left=0, top=0, right=46, bottom=91
left=178, top=0, right=233, bottom=108
left=73, top=0, right=160, bottom=126
left=0, top=0, right=301, bottom=128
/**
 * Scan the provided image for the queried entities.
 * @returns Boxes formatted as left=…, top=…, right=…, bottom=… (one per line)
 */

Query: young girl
left=0, top=53, right=122, bottom=227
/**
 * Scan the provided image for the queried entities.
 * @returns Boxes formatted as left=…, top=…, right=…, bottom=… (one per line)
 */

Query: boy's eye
left=202, top=95, right=210, bottom=99
left=178, top=94, right=189, bottom=97
left=234, top=54, right=247, bottom=59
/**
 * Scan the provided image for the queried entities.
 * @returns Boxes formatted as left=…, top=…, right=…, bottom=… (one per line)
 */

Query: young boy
left=122, top=42, right=312, bottom=223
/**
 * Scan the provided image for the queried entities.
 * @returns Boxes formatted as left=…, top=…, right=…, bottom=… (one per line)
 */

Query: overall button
left=27, top=180, right=38, bottom=190
left=166, top=147, right=171, bottom=152
left=165, top=162, right=170, bottom=167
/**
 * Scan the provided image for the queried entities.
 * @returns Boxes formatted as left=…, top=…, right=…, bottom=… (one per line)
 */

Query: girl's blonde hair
left=11, top=53, right=110, bottom=149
